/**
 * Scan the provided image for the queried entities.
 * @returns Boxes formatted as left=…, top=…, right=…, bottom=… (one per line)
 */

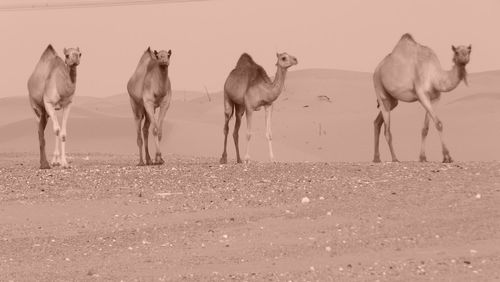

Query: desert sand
left=0, top=153, right=499, bottom=280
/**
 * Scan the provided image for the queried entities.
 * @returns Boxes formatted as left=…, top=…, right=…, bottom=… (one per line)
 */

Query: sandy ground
left=1, top=153, right=500, bottom=281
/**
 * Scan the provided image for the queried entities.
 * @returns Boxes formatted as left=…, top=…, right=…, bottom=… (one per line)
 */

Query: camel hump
left=42, top=44, right=57, bottom=56
left=233, top=53, right=271, bottom=87
left=235, top=53, right=257, bottom=69
left=391, top=33, right=420, bottom=54
left=400, top=33, right=415, bottom=42
left=39, top=44, right=58, bottom=61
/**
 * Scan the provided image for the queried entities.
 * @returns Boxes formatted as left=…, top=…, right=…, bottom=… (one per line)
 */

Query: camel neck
left=158, top=65, right=169, bottom=80
left=436, top=64, right=466, bottom=93
left=268, top=66, right=287, bottom=101
left=68, top=65, right=77, bottom=84
left=156, top=65, right=169, bottom=93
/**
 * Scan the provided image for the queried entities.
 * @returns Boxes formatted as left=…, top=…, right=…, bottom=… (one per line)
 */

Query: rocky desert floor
left=1, top=153, right=500, bottom=281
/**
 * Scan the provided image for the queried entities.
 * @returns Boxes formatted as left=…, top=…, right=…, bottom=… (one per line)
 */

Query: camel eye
left=281, top=57, right=286, bottom=61
left=65, top=54, right=69, bottom=59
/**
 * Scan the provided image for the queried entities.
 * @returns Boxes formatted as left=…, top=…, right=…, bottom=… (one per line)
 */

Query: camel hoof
left=220, top=157, right=227, bottom=164
left=40, top=163, right=51, bottom=170
left=392, top=159, right=400, bottom=163
left=61, top=164, right=71, bottom=169
left=52, top=162, right=61, bottom=167
left=137, top=161, right=145, bottom=166
left=236, top=158, right=243, bottom=164
left=419, top=155, right=427, bottom=162
left=443, top=156, right=453, bottom=163
left=373, top=157, right=381, bottom=163
left=155, top=157, right=165, bottom=165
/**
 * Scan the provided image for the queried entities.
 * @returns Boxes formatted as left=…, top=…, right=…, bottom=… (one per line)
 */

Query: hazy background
left=0, top=0, right=499, bottom=98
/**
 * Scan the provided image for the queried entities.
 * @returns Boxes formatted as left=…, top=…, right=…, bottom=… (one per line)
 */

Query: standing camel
left=373, top=33, right=471, bottom=163
left=28, top=45, right=81, bottom=169
left=220, top=52, right=298, bottom=164
left=127, top=47, right=172, bottom=166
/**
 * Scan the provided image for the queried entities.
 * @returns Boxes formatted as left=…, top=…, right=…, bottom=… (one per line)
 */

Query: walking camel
left=127, top=47, right=172, bottom=166
left=220, top=52, right=298, bottom=164
left=373, top=33, right=471, bottom=163
left=28, top=45, right=81, bottom=169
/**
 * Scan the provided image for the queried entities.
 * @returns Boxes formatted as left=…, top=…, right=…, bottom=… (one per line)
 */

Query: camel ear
left=451, top=45, right=457, bottom=53
left=468, top=45, right=472, bottom=52
left=168, top=50, right=172, bottom=57
left=276, top=52, right=280, bottom=58
left=154, top=50, right=159, bottom=58
left=76, top=47, right=80, bottom=52
left=63, top=48, right=68, bottom=55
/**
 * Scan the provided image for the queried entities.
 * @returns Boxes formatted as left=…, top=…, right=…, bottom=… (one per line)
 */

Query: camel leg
left=38, top=112, right=50, bottom=169
left=373, top=111, right=383, bottom=163
left=374, top=80, right=398, bottom=162
left=59, top=104, right=71, bottom=168
left=220, top=98, right=234, bottom=164
left=144, top=101, right=160, bottom=165
left=153, top=101, right=170, bottom=165
left=264, top=104, right=275, bottom=162
left=418, top=96, right=452, bottom=163
left=380, top=109, right=399, bottom=162
left=134, top=115, right=145, bottom=166
left=419, top=112, right=430, bottom=162
left=130, top=98, right=145, bottom=166
left=51, top=133, right=61, bottom=166
left=233, top=105, right=245, bottom=163
left=44, top=101, right=62, bottom=166
left=44, top=101, right=60, bottom=137
left=143, top=115, right=153, bottom=165
left=244, top=109, right=254, bottom=163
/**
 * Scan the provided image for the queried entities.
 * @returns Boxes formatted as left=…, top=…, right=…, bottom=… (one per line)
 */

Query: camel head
left=452, top=45, right=471, bottom=85
left=276, top=52, right=298, bottom=69
left=452, top=45, right=471, bottom=66
left=63, top=47, right=81, bottom=67
left=153, top=49, right=172, bottom=67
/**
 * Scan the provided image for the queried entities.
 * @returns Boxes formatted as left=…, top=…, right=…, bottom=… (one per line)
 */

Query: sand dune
left=1, top=69, right=499, bottom=162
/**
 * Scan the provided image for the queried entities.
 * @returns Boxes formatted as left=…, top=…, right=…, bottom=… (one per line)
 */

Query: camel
left=373, top=33, right=471, bottom=163
left=28, top=45, right=81, bottom=169
left=220, top=52, right=298, bottom=164
left=127, top=47, right=172, bottom=166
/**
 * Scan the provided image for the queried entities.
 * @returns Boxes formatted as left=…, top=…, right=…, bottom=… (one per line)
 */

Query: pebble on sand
left=301, top=197, right=310, bottom=204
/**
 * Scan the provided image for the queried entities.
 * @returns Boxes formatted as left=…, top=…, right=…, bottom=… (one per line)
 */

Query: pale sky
left=1, top=0, right=499, bottom=98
